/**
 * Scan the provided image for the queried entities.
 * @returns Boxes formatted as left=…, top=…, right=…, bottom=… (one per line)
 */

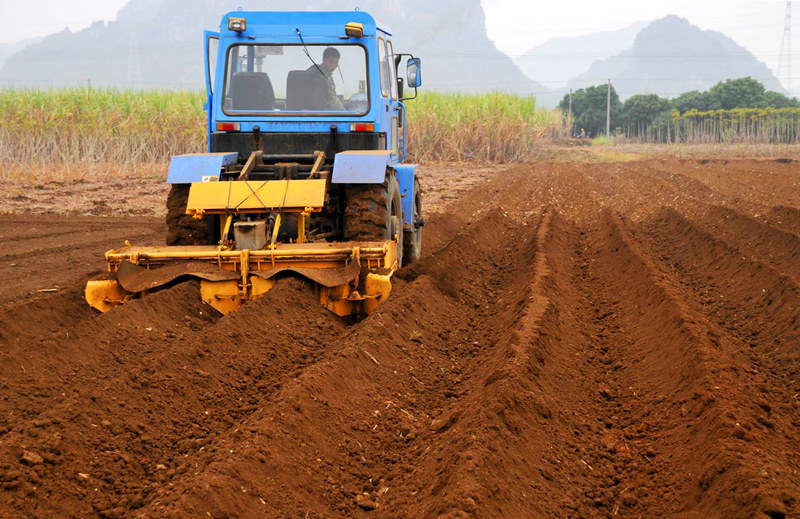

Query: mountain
left=0, top=0, right=542, bottom=94
left=514, top=21, right=649, bottom=90
left=0, top=37, right=43, bottom=72
left=567, top=15, right=784, bottom=98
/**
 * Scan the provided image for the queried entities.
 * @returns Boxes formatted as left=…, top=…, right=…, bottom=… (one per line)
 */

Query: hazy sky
left=482, top=0, right=792, bottom=57
left=0, top=0, right=130, bottom=43
left=1, top=0, right=796, bottom=77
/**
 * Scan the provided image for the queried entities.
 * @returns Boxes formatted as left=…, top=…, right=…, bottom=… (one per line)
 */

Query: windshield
left=222, top=44, right=369, bottom=116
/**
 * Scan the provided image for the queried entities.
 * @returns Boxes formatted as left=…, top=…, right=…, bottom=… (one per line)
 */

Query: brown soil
left=165, top=184, right=209, bottom=246
left=2, top=158, right=800, bottom=518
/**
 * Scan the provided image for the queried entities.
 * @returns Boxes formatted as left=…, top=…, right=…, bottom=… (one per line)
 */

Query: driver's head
left=322, top=47, right=340, bottom=72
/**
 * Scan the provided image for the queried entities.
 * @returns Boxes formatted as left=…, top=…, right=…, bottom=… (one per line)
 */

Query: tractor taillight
left=216, top=122, right=240, bottom=131
left=350, top=123, right=374, bottom=132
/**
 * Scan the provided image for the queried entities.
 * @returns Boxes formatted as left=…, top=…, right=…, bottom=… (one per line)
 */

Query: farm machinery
left=85, top=10, right=423, bottom=317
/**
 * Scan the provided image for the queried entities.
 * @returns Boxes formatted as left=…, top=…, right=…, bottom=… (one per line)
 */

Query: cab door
left=386, top=39, right=402, bottom=162
left=377, top=36, right=395, bottom=158
left=204, top=30, right=219, bottom=140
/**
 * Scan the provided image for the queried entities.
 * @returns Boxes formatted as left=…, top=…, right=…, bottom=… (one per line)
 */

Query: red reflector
left=350, top=123, right=374, bottom=132
left=216, top=122, right=240, bottom=131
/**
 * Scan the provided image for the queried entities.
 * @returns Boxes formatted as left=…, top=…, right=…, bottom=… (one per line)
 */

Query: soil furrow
left=565, top=209, right=733, bottom=517
left=132, top=167, right=552, bottom=518
left=632, top=207, right=800, bottom=517
left=0, top=280, right=349, bottom=517
left=649, top=159, right=800, bottom=210
left=2, top=158, right=800, bottom=517
left=0, top=230, right=161, bottom=261
left=641, top=207, right=800, bottom=372
left=0, top=215, right=158, bottom=241
left=689, top=204, right=800, bottom=283
left=766, top=205, right=800, bottom=235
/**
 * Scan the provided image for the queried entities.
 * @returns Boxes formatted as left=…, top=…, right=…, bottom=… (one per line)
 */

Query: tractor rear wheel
left=165, top=184, right=209, bottom=245
left=342, top=172, right=403, bottom=267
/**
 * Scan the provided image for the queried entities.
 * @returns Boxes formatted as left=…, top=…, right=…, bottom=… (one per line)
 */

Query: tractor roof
left=219, top=11, right=392, bottom=39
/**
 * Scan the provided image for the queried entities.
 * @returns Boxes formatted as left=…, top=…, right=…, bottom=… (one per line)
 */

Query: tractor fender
left=166, top=152, right=238, bottom=184
left=394, top=164, right=418, bottom=227
left=331, top=150, right=391, bottom=184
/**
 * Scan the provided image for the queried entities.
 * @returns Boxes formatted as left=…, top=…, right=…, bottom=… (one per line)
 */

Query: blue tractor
left=86, top=10, right=423, bottom=317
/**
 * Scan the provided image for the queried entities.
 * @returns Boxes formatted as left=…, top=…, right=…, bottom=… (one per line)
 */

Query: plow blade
left=117, top=260, right=241, bottom=291
left=85, top=241, right=397, bottom=317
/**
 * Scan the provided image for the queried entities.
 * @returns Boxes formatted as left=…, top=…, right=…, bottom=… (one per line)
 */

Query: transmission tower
left=779, top=2, right=793, bottom=95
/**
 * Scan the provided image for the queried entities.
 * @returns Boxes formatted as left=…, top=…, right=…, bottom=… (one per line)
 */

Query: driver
left=308, top=47, right=345, bottom=110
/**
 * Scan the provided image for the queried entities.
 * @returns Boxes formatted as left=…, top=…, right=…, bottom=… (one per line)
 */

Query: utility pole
left=568, top=88, right=573, bottom=134
left=606, top=78, right=611, bottom=143
left=779, top=2, right=793, bottom=96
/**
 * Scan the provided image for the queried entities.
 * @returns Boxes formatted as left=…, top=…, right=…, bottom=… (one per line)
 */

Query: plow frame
left=87, top=241, right=397, bottom=317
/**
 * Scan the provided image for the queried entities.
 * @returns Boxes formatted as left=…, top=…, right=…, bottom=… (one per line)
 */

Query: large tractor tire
left=342, top=172, right=403, bottom=267
left=402, top=178, right=422, bottom=265
left=165, top=184, right=209, bottom=245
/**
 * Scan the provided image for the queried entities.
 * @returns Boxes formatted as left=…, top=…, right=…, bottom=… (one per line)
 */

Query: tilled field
left=2, top=158, right=800, bottom=518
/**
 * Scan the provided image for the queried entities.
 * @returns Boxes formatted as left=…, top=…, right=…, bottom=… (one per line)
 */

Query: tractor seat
left=230, top=72, right=275, bottom=111
left=286, top=69, right=328, bottom=111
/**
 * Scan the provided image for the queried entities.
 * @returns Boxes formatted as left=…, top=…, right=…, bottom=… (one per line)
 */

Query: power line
left=2, top=45, right=794, bottom=61
left=6, top=74, right=798, bottom=88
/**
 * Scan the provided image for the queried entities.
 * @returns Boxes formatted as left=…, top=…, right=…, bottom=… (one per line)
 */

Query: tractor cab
left=203, top=11, right=421, bottom=164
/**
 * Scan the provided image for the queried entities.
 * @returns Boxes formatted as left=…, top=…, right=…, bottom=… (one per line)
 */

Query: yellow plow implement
left=85, top=178, right=398, bottom=317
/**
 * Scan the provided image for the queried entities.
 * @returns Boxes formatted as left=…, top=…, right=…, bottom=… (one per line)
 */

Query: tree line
left=559, top=77, right=800, bottom=143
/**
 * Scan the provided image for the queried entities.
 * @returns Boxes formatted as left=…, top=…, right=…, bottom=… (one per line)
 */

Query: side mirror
left=407, top=58, right=421, bottom=88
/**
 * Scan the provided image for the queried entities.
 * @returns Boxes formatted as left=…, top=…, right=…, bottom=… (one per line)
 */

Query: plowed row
left=1, top=158, right=799, bottom=518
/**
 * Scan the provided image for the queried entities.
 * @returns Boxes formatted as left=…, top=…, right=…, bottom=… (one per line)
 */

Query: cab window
left=221, top=43, right=369, bottom=115
left=387, top=40, right=398, bottom=100
left=378, top=38, right=389, bottom=97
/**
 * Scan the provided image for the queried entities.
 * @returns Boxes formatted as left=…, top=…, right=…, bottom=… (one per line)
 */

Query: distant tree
left=623, top=94, right=670, bottom=127
left=708, top=77, right=765, bottom=110
left=759, top=91, right=800, bottom=109
left=671, top=79, right=799, bottom=113
left=622, top=94, right=671, bottom=140
left=558, top=84, right=622, bottom=137
left=651, top=110, right=675, bottom=141
left=671, top=90, right=721, bottom=113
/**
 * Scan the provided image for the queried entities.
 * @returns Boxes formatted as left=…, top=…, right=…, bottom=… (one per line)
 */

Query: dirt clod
left=355, top=492, right=378, bottom=510
left=19, top=451, right=43, bottom=466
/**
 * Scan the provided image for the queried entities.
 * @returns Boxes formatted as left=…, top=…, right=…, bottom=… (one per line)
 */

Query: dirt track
left=2, top=158, right=800, bottom=518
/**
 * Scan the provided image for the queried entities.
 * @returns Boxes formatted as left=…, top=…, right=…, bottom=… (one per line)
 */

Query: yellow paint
left=250, top=276, right=276, bottom=299
left=213, top=214, right=235, bottom=250
left=318, top=283, right=356, bottom=317
left=270, top=213, right=282, bottom=248
left=89, top=239, right=400, bottom=317
left=84, top=280, right=131, bottom=313
left=186, top=179, right=326, bottom=215
left=199, top=275, right=276, bottom=314
left=363, top=272, right=393, bottom=315
left=316, top=271, right=393, bottom=317
left=200, top=279, right=242, bottom=314
left=104, top=243, right=391, bottom=271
